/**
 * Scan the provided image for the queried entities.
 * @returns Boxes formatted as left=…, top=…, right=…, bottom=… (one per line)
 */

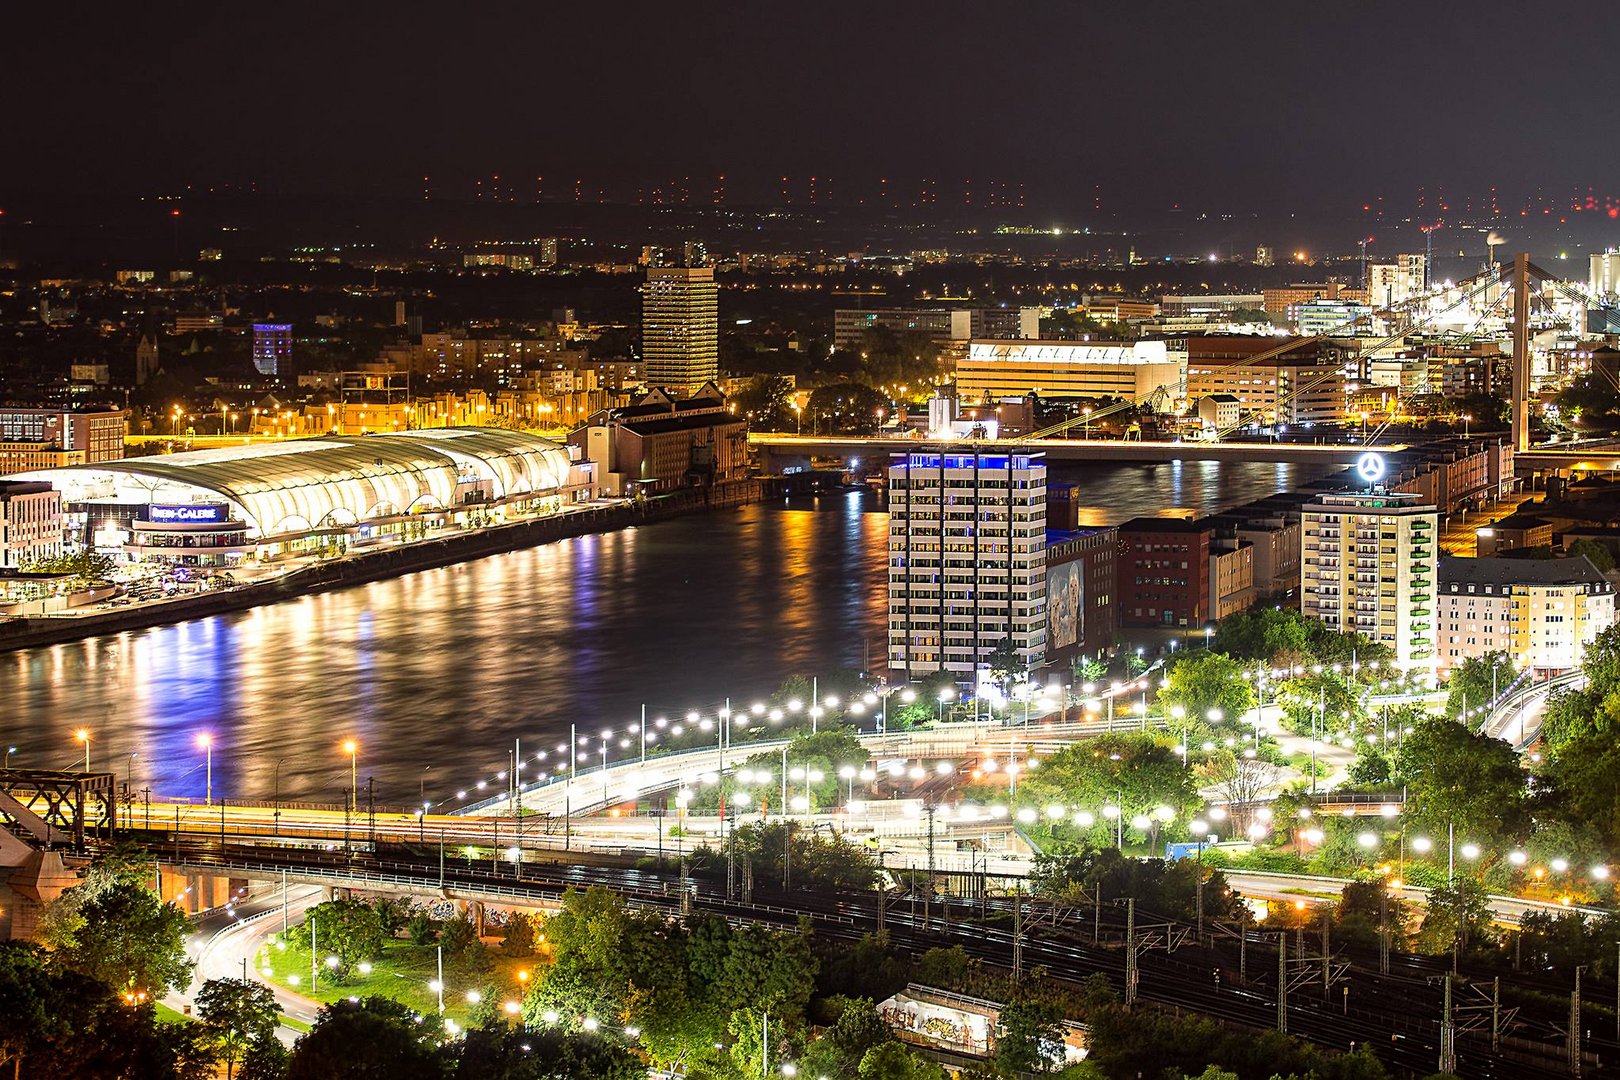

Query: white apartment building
left=887, top=451, right=1047, bottom=681
left=1437, top=555, right=1614, bottom=672
left=0, top=481, right=63, bottom=570
left=955, top=339, right=1183, bottom=404
left=1300, top=486, right=1439, bottom=669
left=1367, top=254, right=1428, bottom=309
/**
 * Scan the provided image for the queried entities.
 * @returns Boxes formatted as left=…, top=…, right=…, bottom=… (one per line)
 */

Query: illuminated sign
left=149, top=504, right=226, bottom=524
left=1355, top=452, right=1386, bottom=485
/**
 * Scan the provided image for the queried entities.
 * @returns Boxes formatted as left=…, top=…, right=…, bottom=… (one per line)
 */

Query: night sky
left=5, top=1, right=1619, bottom=216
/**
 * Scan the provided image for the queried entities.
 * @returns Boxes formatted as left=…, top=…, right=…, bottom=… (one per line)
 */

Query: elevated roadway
left=750, top=432, right=1394, bottom=471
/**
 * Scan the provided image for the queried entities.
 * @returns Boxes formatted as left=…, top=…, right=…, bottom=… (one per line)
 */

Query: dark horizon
left=6, top=1, right=1620, bottom=223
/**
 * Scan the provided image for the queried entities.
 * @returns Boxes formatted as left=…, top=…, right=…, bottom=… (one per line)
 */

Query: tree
left=1197, top=752, right=1281, bottom=836
left=302, top=900, right=384, bottom=977
left=986, top=636, right=1027, bottom=696
left=1158, top=653, right=1255, bottom=726
left=727, top=820, right=880, bottom=892
left=1029, top=845, right=1243, bottom=923
left=731, top=374, right=796, bottom=431
left=42, top=881, right=193, bottom=995
left=1212, top=606, right=1311, bottom=662
left=1332, top=881, right=1408, bottom=953
left=1277, top=670, right=1364, bottom=736
left=805, top=382, right=889, bottom=435
left=1398, top=717, right=1528, bottom=845
left=1568, top=538, right=1616, bottom=573
left=1414, top=878, right=1496, bottom=958
left=286, top=997, right=448, bottom=1080
left=802, top=997, right=896, bottom=1079
left=1444, top=652, right=1515, bottom=722
left=1011, top=734, right=1199, bottom=850
left=857, top=1041, right=945, bottom=1080
left=0, top=944, right=68, bottom=1078
left=994, top=996, right=1066, bottom=1075
left=453, top=1024, right=642, bottom=1080
left=1537, top=732, right=1620, bottom=854
left=501, top=912, right=537, bottom=958
left=196, top=978, right=281, bottom=1080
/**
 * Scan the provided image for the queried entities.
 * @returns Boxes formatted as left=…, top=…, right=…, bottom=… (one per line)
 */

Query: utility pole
left=924, top=804, right=937, bottom=932
left=1571, top=965, right=1585, bottom=1077
left=1379, top=892, right=1390, bottom=975
left=1492, top=976, right=1501, bottom=1052
left=1125, top=898, right=1139, bottom=1005
left=1011, top=886, right=1023, bottom=981
left=1439, top=975, right=1456, bottom=1075
left=1276, top=934, right=1287, bottom=1033
left=1321, top=911, right=1331, bottom=999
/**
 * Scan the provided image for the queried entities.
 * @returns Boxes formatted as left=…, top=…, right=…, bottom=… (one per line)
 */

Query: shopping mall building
left=5, top=428, right=597, bottom=567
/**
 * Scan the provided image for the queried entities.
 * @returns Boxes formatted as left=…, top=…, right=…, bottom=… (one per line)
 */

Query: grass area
left=254, top=934, right=537, bottom=1027
left=154, top=1002, right=193, bottom=1026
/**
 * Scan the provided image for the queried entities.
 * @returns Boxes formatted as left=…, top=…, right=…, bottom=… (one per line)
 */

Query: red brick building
left=1117, top=517, right=1213, bottom=628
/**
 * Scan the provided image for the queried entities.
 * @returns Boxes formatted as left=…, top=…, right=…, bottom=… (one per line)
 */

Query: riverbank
left=0, top=478, right=769, bottom=653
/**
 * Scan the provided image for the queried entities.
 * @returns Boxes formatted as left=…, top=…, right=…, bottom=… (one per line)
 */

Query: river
left=0, top=459, right=1336, bottom=803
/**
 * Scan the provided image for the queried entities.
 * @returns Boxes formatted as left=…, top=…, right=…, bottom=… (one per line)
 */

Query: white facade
left=1366, top=254, right=1427, bottom=310
left=1590, top=251, right=1620, bottom=302
left=887, top=452, right=1047, bottom=680
left=0, top=483, right=63, bottom=570
left=1437, top=556, right=1615, bottom=672
left=956, top=339, right=1183, bottom=403
left=1300, top=488, right=1438, bottom=669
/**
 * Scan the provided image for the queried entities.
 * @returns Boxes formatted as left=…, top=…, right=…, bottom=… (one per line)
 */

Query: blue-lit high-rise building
left=252, top=323, right=292, bottom=377
left=887, top=450, right=1048, bottom=682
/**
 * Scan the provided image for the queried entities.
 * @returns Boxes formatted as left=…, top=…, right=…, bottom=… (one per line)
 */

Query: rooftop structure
left=6, top=427, right=591, bottom=544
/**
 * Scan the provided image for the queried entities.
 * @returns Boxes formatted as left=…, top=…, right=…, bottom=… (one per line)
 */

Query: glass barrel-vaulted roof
left=5, top=428, right=576, bottom=538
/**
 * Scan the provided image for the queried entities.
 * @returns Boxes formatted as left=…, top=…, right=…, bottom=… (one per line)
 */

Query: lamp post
left=342, top=740, right=358, bottom=808
left=938, top=688, right=954, bottom=725
left=5, top=745, right=15, bottom=769
left=75, top=730, right=90, bottom=772
left=197, top=734, right=213, bottom=806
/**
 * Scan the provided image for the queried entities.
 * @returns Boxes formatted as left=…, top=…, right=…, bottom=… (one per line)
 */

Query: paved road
left=166, top=884, right=327, bottom=1044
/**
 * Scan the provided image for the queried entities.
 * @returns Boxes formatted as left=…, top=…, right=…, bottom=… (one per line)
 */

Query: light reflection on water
left=0, top=461, right=1335, bottom=802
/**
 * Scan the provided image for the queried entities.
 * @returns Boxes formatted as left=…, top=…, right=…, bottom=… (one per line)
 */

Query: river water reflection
left=0, top=459, right=1335, bottom=802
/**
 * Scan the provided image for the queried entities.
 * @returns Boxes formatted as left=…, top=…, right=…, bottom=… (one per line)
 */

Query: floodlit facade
left=6, top=427, right=595, bottom=562
left=1437, top=555, right=1615, bottom=672
left=955, top=339, right=1182, bottom=403
left=887, top=451, right=1047, bottom=681
left=1301, top=487, right=1438, bottom=669
left=642, top=266, right=718, bottom=395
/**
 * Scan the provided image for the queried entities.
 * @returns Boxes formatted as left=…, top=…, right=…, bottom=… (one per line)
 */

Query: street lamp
left=937, top=687, right=954, bottom=724
left=196, top=733, right=213, bottom=806
left=342, top=739, right=358, bottom=806
left=75, top=730, right=90, bottom=772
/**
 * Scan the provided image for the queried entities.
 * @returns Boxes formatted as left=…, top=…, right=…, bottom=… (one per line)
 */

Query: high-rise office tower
left=1300, top=480, right=1438, bottom=670
left=887, top=450, right=1048, bottom=682
left=642, top=267, right=718, bottom=395
left=252, top=323, right=292, bottom=377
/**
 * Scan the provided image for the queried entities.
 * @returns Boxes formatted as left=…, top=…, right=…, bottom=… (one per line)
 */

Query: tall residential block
left=252, top=323, right=292, bottom=377
left=642, top=266, right=718, bottom=395
left=887, top=451, right=1047, bottom=682
left=1300, top=486, right=1438, bottom=669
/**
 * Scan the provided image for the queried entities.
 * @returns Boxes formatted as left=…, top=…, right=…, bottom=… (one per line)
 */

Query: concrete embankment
left=0, top=478, right=771, bottom=653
